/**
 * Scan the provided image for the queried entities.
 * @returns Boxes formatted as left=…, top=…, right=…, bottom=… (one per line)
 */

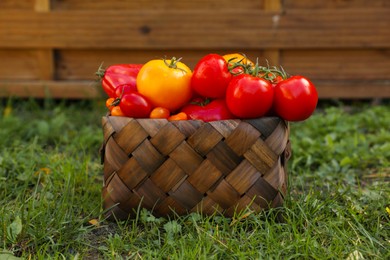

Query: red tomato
left=97, top=64, right=143, bottom=98
left=119, top=91, right=152, bottom=118
left=181, top=99, right=235, bottom=122
left=115, top=84, right=138, bottom=98
left=273, top=76, right=318, bottom=121
left=226, top=74, right=274, bottom=118
left=191, top=54, right=232, bottom=98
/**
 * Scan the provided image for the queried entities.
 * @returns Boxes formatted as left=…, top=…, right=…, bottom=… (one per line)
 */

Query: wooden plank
left=53, top=48, right=390, bottom=82
left=34, top=0, right=54, bottom=80
left=35, top=49, right=54, bottom=80
left=14, top=48, right=382, bottom=82
left=263, top=0, right=282, bottom=65
left=0, top=50, right=42, bottom=80
left=0, top=0, right=33, bottom=10
left=316, top=81, right=390, bottom=99
left=264, top=0, right=282, bottom=11
left=0, top=8, right=389, bottom=49
left=34, top=0, right=50, bottom=12
left=52, top=0, right=262, bottom=10
left=55, top=49, right=264, bottom=80
left=283, top=0, right=389, bottom=9
left=0, top=80, right=102, bottom=99
left=281, top=49, right=390, bottom=80
left=0, top=80, right=388, bottom=99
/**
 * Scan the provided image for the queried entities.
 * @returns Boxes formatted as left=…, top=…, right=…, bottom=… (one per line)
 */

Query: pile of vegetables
left=97, top=53, right=318, bottom=122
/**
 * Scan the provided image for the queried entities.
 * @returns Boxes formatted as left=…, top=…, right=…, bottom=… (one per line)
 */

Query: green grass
left=0, top=99, right=389, bottom=259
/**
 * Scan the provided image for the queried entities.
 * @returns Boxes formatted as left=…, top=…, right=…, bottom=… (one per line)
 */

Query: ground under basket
left=101, top=116, right=291, bottom=219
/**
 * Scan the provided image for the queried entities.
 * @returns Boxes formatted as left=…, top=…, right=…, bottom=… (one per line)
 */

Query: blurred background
left=0, top=0, right=389, bottom=100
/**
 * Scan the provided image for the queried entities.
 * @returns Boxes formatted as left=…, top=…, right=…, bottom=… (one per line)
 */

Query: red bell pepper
left=96, top=64, right=143, bottom=98
left=181, top=98, right=235, bottom=122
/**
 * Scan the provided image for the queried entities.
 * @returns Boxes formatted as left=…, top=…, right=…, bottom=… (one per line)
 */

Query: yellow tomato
left=223, top=53, right=254, bottom=66
left=137, top=58, right=193, bottom=112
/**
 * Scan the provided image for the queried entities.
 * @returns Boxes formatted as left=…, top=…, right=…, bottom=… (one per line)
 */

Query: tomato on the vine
left=223, top=53, right=254, bottom=66
left=137, top=57, right=193, bottom=112
left=223, top=53, right=254, bottom=75
left=191, top=54, right=232, bottom=98
left=97, top=64, right=143, bottom=98
left=181, top=99, right=235, bottom=122
left=226, top=74, right=274, bottom=118
left=272, top=75, right=284, bottom=85
left=273, top=76, right=318, bottom=121
left=119, top=91, right=152, bottom=118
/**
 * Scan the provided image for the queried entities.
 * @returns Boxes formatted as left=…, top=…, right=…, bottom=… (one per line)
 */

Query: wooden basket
left=100, top=116, right=291, bottom=220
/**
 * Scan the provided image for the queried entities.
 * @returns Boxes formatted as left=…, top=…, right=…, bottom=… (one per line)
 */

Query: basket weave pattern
left=101, top=116, right=291, bottom=219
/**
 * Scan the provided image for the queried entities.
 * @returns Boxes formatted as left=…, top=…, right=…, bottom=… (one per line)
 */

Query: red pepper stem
left=95, top=62, right=106, bottom=78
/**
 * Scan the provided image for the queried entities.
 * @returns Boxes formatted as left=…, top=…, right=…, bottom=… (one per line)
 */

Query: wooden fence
left=0, top=0, right=389, bottom=99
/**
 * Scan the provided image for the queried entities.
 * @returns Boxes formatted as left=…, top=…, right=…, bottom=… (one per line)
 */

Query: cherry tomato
left=111, top=106, right=125, bottom=117
left=137, top=57, right=193, bottom=112
left=105, top=97, right=116, bottom=111
left=119, top=91, right=152, bottom=118
left=168, top=112, right=188, bottom=121
left=273, top=76, right=318, bottom=121
left=181, top=99, right=235, bottom=122
left=150, top=107, right=170, bottom=119
left=226, top=74, right=274, bottom=118
left=97, top=64, right=143, bottom=98
left=191, top=54, right=232, bottom=98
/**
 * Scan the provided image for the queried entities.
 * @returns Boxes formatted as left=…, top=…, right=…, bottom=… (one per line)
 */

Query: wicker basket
left=101, top=115, right=291, bottom=219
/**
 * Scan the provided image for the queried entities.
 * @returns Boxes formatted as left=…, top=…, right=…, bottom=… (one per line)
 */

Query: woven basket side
left=245, top=117, right=281, bottom=138
left=101, top=116, right=290, bottom=219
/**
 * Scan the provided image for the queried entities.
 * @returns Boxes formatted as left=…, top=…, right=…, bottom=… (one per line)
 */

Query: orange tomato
left=111, top=106, right=125, bottom=116
left=150, top=107, right=170, bottom=119
left=137, top=57, right=193, bottom=112
left=168, top=112, right=188, bottom=121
